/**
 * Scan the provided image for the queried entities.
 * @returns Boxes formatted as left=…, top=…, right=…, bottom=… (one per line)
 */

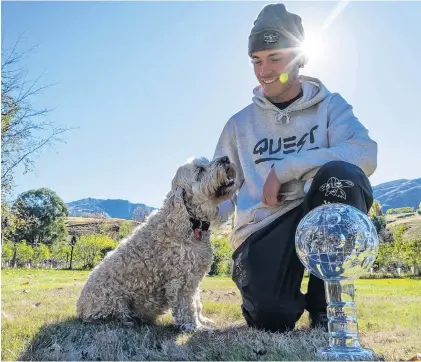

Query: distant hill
left=66, top=178, right=420, bottom=220
left=66, top=198, right=156, bottom=220
left=373, top=178, right=421, bottom=212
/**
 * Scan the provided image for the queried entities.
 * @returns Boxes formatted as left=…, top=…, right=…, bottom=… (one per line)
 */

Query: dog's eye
left=196, top=167, right=205, bottom=180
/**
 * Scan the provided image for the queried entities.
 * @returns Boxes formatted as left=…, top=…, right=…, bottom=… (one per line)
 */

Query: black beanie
left=248, top=3, right=305, bottom=56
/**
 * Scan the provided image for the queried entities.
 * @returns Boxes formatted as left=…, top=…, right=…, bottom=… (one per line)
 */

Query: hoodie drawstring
left=275, top=110, right=291, bottom=125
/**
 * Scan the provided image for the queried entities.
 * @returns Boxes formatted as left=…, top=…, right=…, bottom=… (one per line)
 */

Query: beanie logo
left=263, top=31, right=279, bottom=44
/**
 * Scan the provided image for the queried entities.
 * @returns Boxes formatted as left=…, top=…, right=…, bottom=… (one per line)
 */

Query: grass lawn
left=1, top=269, right=420, bottom=361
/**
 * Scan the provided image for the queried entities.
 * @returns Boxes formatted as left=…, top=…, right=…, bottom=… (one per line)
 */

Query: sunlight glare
left=300, top=0, right=350, bottom=67
left=301, top=35, right=326, bottom=64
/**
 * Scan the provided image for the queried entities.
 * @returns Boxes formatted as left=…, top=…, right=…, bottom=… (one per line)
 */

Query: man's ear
left=299, top=52, right=308, bottom=68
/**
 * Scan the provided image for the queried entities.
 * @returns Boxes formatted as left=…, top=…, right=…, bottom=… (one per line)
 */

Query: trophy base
left=317, top=346, right=375, bottom=361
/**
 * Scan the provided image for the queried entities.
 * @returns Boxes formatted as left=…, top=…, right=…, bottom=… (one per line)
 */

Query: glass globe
left=295, top=203, right=379, bottom=280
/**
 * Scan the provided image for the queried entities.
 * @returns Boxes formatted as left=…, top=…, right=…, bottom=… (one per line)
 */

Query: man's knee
left=307, top=161, right=374, bottom=213
left=243, top=300, right=304, bottom=333
left=316, top=161, right=367, bottom=182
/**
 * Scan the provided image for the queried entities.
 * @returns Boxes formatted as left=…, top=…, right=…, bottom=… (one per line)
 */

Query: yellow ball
left=279, top=73, right=289, bottom=83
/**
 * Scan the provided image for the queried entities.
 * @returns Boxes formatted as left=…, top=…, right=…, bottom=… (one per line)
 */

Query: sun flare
left=299, top=0, right=349, bottom=67
left=300, top=35, right=326, bottom=64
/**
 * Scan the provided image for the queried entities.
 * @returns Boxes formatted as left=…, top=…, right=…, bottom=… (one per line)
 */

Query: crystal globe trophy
left=295, top=203, right=379, bottom=360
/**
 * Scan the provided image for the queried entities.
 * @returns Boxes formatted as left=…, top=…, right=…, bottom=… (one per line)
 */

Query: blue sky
left=2, top=1, right=421, bottom=208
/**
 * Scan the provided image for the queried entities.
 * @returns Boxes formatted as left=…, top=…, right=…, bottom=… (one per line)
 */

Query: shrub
left=32, top=244, right=50, bottom=265
left=371, top=215, right=386, bottom=233
left=386, top=207, right=415, bottom=214
left=73, top=234, right=118, bottom=269
left=209, top=235, right=233, bottom=276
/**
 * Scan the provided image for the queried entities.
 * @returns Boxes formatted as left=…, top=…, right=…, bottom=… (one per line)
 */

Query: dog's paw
left=199, top=315, right=215, bottom=325
left=177, top=322, right=200, bottom=333
left=197, top=324, right=214, bottom=333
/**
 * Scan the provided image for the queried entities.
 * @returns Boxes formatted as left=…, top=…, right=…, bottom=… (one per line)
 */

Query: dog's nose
left=220, top=156, right=230, bottom=164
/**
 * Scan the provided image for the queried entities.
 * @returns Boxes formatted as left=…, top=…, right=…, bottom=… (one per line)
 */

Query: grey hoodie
left=213, top=75, right=377, bottom=251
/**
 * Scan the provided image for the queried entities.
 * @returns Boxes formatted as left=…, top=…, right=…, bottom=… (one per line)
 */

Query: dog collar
left=189, top=218, right=210, bottom=241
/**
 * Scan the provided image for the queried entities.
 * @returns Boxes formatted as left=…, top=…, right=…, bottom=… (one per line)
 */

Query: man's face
left=251, top=48, right=300, bottom=99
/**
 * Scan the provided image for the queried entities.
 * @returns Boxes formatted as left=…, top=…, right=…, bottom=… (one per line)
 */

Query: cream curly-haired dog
left=76, top=156, right=237, bottom=331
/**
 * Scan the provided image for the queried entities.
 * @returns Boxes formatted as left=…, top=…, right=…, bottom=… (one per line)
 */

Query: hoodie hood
left=252, top=75, right=331, bottom=125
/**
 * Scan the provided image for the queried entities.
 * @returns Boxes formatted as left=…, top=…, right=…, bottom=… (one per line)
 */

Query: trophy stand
left=317, top=279, right=374, bottom=361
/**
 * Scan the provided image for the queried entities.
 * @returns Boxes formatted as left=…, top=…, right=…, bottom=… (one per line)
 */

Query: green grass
left=1, top=269, right=420, bottom=361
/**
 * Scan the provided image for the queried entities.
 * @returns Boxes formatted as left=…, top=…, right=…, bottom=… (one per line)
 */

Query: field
left=386, top=213, right=421, bottom=242
left=66, top=217, right=128, bottom=237
left=1, top=269, right=420, bottom=361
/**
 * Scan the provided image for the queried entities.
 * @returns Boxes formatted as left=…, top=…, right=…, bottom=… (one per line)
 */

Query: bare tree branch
left=2, top=128, right=68, bottom=180
left=1, top=38, right=71, bottom=201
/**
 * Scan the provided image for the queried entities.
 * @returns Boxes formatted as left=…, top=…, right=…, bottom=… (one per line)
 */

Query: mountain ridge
left=66, top=197, right=156, bottom=220
left=66, top=178, right=421, bottom=219
left=372, top=178, right=421, bottom=212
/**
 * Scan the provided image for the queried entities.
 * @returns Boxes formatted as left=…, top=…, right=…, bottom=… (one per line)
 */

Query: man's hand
left=262, top=166, right=282, bottom=206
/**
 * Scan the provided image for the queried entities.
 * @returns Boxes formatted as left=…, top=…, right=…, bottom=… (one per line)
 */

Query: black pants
left=232, top=161, right=373, bottom=333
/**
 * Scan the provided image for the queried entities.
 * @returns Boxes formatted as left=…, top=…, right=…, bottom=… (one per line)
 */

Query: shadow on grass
left=19, top=318, right=385, bottom=361
left=18, top=317, right=180, bottom=361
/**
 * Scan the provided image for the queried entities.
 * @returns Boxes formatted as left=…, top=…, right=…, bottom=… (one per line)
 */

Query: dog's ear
left=164, top=186, right=190, bottom=234
left=173, top=186, right=185, bottom=206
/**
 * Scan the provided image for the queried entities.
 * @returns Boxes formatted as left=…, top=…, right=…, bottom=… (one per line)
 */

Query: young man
left=213, top=3, right=377, bottom=333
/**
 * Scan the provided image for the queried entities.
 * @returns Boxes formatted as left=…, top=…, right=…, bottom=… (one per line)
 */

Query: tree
left=2, top=201, right=38, bottom=266
left=390, top=224, right=408, bottom=243
left=393, top=239, right=407, bottom=271
left=1, top=202, right=27, bottom=243
left=402, top=239, right=421, bottom=275
left=119, top=220, right=134, bottom=240
left=379, top=227, right=394, bottom=244
left=1, top=37, right=69, bottom=201
left=369, top=200, right=386, bottom=234
left=12, top=188, right=69, bottom=246
left=50, top=239, right=71, bottom=267
left=387, top=207, right=415, bottom=215
left=68, top=235, right=77, bottom=270
left=32, top=244, right=50, bottom=265
left=375, top=243, right=394, bottom=271
left=371, top=215, right=386, bottom=234
left=369, top=200, right=383, bottom=218
left=209, top=235, right=233, bottom=276
left=1, top=242, right=14, bottom=266
left=14, top=241, right=34, bottom=266
left=74, top=234, right=117, bottom=269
